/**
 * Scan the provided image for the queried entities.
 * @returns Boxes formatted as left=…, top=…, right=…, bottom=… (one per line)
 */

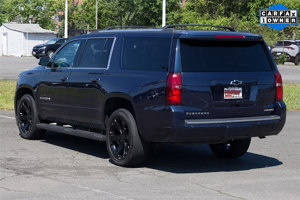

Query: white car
left=271, top=40, right=300, bottom=65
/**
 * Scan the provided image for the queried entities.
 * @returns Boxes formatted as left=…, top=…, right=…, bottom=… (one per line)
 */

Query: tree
left=2, top=0, right=58, bottom=30
left=99, top=0, right=161, bottom=28
left=171, top=0, right=299, bottom=42
left=1, top=0, right=298, bottom=41
left=0, top=0, right=6, bottom=25
left=78, top=0, right=181, bottom=29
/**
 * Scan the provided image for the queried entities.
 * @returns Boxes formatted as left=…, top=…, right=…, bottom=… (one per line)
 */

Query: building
left=0, top=23, right=57, bottom=57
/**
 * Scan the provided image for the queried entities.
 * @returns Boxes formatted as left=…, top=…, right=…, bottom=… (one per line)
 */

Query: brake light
left=215, top=35, right=245, bottom=38
left=285, top=47, right=294, bottom=50
left=166, top=73, right=182, bottom=105
left=275, top=72, right=283, bottom=101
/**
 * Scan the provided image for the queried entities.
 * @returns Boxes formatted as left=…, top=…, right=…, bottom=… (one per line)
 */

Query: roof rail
left=105, top=26, right=154, bottom=30
left=162, top=24, right=235, bottom=32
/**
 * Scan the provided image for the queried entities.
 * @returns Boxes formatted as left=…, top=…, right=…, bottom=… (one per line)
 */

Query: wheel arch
left=15, top=86, right=35, bottom=114
left=104, top=96, right=135, bottom=120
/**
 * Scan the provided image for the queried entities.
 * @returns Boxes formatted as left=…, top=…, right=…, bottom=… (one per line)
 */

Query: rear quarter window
left=122, top=37, right=171, bottom=71
left=180, top=40, right=272, bottom=72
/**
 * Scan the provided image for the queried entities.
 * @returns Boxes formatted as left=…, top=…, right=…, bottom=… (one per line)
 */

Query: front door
left=38, top=39, right=83, bottom=123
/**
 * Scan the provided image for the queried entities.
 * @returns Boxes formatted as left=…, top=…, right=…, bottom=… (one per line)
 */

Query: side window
left=53, top=40, right=81, bottom=68
left=78, top=38, right=114, bottom=68
left=122, top=37, right=171, bottom=71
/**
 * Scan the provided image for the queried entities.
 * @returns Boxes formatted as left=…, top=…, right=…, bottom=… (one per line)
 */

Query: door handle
left=91, top=78, right=101, bottom=82
left=61, top=77, right=68, bottom=81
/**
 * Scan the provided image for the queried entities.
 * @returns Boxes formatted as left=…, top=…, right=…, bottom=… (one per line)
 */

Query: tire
left=294, top=54, right=300, bottom=65
left=106, top=108, right=148, bottom=167
left=209, top=138, right=251, bottom=158
left=16, top=94, right=45, bottom=139
left=47, top=50, right=54, bottom=58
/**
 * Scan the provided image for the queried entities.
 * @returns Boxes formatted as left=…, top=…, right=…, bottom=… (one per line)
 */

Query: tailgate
left=179, top=39, right=276, bottom=119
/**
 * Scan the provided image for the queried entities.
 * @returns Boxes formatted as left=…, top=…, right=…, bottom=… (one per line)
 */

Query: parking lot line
left=0, top=115, right=15, bottom=120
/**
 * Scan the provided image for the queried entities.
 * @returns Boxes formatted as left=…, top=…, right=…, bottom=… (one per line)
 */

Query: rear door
left=179, top=39, right=276, bottom=119
left=67, top=37, right=115, bottom=127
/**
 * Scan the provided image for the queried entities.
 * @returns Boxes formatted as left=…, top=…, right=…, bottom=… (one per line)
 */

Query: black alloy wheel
left=109, top=116, right=130, bottom=160
left=16, top=94, right=44, bottom=139
left=106, top=109, right=148, bottom=167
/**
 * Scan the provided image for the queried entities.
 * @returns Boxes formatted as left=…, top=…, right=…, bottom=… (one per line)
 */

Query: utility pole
left=162, top=0, right=166, bottom=27
left=96, top=0, right=98, bottom=29
left=282, top=29, right=285, bottom=54
left=64, top=0, right=68, bottom=38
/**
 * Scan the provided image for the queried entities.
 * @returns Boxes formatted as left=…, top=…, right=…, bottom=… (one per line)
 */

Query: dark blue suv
left=15, top=25, right=286, bottom=166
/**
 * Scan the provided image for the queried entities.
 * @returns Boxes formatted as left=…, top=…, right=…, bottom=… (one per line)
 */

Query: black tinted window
left=180, top=40, right=272, bottom=72
left=79, top=38, right=113, bottom=68
left=122, top=37, right=171, bottom=71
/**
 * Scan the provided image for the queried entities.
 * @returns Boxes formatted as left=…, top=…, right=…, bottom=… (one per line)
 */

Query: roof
left=2, top=23, right=57, bottom=34
left=71, top=27, right=261, bottom=41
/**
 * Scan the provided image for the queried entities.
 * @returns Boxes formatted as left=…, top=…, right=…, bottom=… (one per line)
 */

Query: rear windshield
left=45, top=39, right=58, bottom=45
left=180, top=40, right=272, bottom=72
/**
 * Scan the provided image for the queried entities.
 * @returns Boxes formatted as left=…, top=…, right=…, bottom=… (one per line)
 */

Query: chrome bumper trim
left=185, top=115, right=281, bottom=125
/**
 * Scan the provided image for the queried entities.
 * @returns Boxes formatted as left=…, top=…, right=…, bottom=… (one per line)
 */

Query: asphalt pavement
left=0, top=110, right=299, bottom=200
left=0, top=56, right=299, bottom=82
left=0, top=56, right=299, bottom=199
left=0, top=56, right=38, bottom=80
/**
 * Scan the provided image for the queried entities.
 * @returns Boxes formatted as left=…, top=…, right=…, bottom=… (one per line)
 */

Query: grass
left=0, top=80, right=299, bottom=111
left=0, top=80, right=16, bottom=110
left=283, top=83, right=300, bottom=111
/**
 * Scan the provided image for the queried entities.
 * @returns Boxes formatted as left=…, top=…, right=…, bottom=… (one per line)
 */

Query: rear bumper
left=185, top=115, right=280, bottom=125
left=139, top=102, right=286, bottom=143
left=172, top=114, right=285, bottom=143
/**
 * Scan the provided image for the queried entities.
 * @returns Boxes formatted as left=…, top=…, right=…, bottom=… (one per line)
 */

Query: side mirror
left=38, top=57, right=50, bottom=66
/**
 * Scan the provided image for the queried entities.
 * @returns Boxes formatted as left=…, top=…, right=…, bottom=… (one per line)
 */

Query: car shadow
left=42, top=131, right=110, bottom=159
left=42, top=131, right=282, bottom=173
left=145, top=143, right=282, bottom=173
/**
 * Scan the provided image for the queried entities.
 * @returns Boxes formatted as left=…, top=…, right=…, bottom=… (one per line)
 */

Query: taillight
left=166, top=73, right=182, bottom=105
left=275, top=72, right=283, bottom=101
left=285, top=47, right=294, bottom=50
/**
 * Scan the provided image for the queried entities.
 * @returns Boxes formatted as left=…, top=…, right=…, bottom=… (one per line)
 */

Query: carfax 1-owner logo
left=259, top=4, right=298, bottom=30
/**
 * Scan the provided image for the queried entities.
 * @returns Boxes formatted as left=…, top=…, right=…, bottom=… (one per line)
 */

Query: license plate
left=276, top=52, right=281, bottom=55
left=224, top=87, right=242, bottom=99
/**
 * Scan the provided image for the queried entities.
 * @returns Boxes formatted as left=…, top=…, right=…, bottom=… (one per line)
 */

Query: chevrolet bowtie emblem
left=230, top=80, right=243, bottom=86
